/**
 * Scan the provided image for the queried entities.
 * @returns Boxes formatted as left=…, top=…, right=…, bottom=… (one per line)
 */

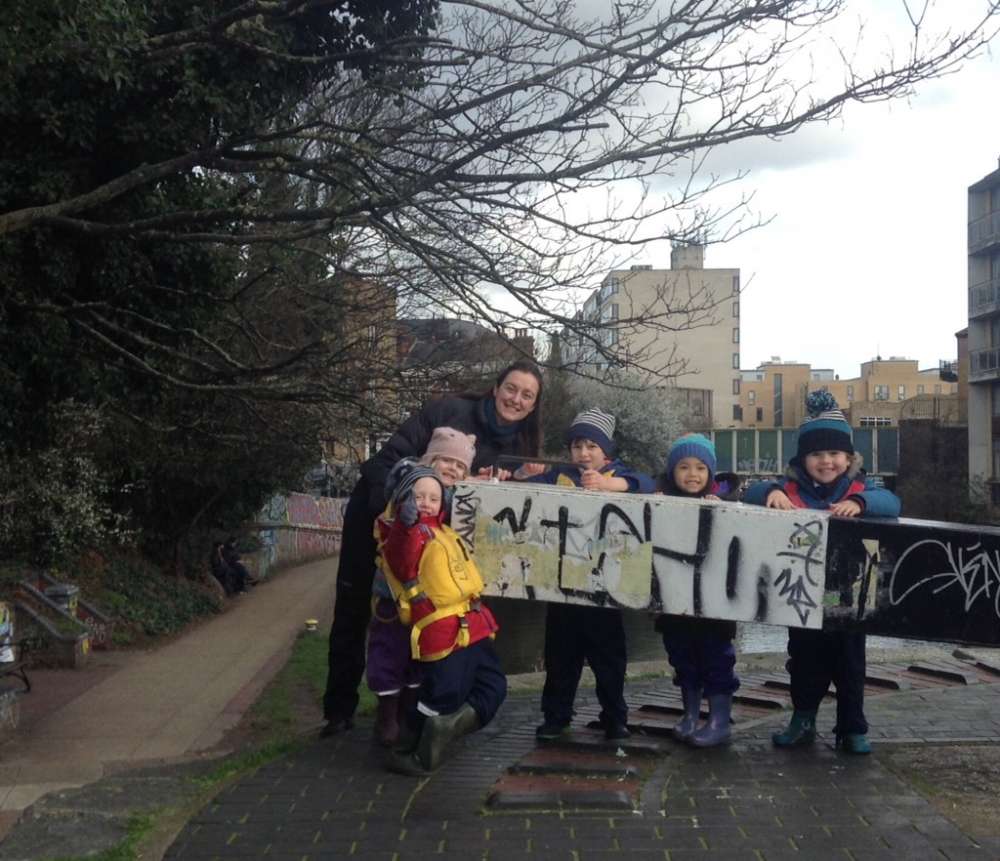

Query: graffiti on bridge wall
left=259, top=493, right=344, bottom=529
left=451, top=482, right=830, bottom=629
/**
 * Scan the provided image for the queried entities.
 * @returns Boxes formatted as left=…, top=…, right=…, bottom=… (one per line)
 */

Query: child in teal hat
left=655, top=433, right=740, bottom=748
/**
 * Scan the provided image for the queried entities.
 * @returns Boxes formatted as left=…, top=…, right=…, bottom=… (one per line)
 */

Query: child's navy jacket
left=524, top=458, right=655, bottom=493
left=743, top=455, right=900, bottom=516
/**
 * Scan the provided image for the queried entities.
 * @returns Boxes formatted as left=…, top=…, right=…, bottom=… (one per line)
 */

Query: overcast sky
left=636, top=45, right=1000, bottom=380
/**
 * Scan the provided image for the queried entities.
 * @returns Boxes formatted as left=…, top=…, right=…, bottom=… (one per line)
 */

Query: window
left=732, top=275, right=740, bottom=295
left=732, top=327, right=740, bottom=344
left=691, top=395, right=704, bottom=417
left=611, top=303, right=619, bottom=320
left=733, top=404, right=743, bottom=421
left=732, top=301, right=740, bottom=318
left=874, top=384, right=890, bottom=401
left=934, top=384, right=942, bottom=394
left=756, top=407, right=764, bottom=422
left=917, top=384, right=925, bottom=395
left=993, top=436, right=1000, bottom=479
left=732, top=353, right=740, bottom=369
left=748, top=390, right=756, bottom=405
left=846, top=385, right=854, bottom=401
left=859, top=416, right=892, bottom=427
left=732, top=378, right=741, bottom=395
left=991, top=315, right=1000, bottom=347
left=897, top=384, right=906, bottom=401
left=992, top=381, right=1000, bottom=417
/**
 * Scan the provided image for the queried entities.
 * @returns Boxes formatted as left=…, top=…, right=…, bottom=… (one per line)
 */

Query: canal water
left=736, top=622, right=930, bottom=654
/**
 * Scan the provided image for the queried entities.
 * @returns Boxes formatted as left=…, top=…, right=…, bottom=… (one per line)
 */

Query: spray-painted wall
left=451, top=481, right=1000, bottom=646
left=453, top=482, right=829, bottom=629
left=246, top=492, right=345, bottom=579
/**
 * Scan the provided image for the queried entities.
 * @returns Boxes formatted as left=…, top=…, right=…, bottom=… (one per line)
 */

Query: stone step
left=510, top=748, right=638, bottom=778
left=487, top=772, right=640, bottom=810
left=537, top=728, right=669, bottom=757
left=906, top=662, right=977, bottom=685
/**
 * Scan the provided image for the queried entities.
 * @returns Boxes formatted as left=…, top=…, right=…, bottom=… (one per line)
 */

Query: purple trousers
left=659, top=616, right=739, bottom=696
left=366, top=598, right=421, bottom=695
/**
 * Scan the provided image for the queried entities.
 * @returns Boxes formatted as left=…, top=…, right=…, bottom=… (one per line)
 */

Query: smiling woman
left=321, top=359, right=544, bottom=735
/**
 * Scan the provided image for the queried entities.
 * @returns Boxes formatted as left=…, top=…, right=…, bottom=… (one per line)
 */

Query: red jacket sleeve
left=381, top=520, right=431, bottom=586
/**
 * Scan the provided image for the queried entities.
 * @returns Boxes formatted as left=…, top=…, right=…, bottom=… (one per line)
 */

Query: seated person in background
left=222, top=536, right=253, bottom=590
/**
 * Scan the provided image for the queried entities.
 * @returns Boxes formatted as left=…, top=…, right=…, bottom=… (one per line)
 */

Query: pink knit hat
left=420, top=427, right=477, bottom=472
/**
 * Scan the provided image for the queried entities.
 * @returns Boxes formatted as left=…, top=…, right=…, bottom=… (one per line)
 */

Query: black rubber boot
left=416, top=703, right=480, bottom=772
left=374, top=694, right=401, bottom=748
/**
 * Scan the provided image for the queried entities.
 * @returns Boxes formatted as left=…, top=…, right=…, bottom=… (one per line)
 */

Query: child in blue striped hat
left=655, top=433, right=740, bottom=748
left=525, top=407, right=655, bottom=743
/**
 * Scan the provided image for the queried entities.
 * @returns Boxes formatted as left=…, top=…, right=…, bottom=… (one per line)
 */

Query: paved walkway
left=161, top=680, right=1000, bottom=860
left=2, top=557, right=1000, bottom=860
left=0, top=557, right=335, bottom=835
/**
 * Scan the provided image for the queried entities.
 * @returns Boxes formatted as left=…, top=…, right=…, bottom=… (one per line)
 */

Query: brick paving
left=166, top=668, right=1000, bottom=860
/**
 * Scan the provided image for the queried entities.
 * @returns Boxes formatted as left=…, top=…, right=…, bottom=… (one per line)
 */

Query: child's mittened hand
left=766, top=489, right=795, bottom=510
left=515, top=462, right=545, bottom=478
left=580, top=469, right=604, bottom=490
left=829, top=499, right=862, bottom=517
left=397, top=495, right=420, bottom=527
left=704, top=493, right=721, bottom=501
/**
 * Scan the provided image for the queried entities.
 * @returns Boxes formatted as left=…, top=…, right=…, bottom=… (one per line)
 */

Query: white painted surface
left=452, top=482, right=829, bottom=628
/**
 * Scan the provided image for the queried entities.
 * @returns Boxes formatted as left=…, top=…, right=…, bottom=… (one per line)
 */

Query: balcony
left=969, top=210, right=1000, bottom=255
left=969, top=277, right=1000, bottom=319
left=969, top=347, right=1000, bottom=382
left=939, top=359, right=958, bottom=382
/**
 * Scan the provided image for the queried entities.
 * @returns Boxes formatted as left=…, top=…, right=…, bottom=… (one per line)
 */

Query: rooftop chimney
left=670, top=243, right=704, bottom=270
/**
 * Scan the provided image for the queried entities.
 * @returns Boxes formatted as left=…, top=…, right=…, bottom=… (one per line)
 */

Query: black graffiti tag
left=774, top=519, right=824, bottom=625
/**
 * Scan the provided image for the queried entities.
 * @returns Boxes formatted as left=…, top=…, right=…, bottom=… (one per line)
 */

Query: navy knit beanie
left=666, top=433, right=717, bottom=480
left=566, top=407, right=617, bottom=457
left=796, top=391, right=854, bottom=459
left=385, top=458, right=444, bottom=505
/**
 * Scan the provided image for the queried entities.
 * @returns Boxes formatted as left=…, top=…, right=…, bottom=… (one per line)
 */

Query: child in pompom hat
left=519, top=408, right=655, bottom=742
left=655, top=434, right=740, bottom=747
left=366, top=427, right=478, bottom=748
left=744, top=391, right=900, bottom=755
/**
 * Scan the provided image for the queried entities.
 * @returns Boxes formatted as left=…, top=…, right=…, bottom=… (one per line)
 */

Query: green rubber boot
left=839, top=733, right=872, bottom=755
left=772, top=710, right=817, bottom=747
left=416, top=703, right=480, bottom=772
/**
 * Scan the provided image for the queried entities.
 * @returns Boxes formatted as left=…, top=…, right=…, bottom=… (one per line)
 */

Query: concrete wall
left=245, top=492, right=345, bottom=580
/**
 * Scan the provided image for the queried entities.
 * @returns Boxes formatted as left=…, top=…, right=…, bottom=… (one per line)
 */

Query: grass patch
left=47, top=814, right=154, bottom=861
left=195, top=630, right=377, bottom=787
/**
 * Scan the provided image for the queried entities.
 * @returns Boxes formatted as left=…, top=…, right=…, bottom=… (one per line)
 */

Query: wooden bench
left=0, top=639, right=33, bottom=693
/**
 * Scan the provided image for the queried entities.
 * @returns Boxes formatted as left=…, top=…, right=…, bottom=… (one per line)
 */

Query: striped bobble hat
left=384, top=458, right=444, bottom=505
left=795, top=390, right=854, bottom=460
left=666, top=433, right=717, bottom=480
left=566, top=407, right=617, bottom=456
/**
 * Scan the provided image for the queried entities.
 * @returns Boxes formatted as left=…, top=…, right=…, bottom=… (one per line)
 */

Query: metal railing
left=969, top=277, right=1000, bottom=318
left=969, top=211, right=1000, bottom=253
left=970, top=346, right=1000, bottom=380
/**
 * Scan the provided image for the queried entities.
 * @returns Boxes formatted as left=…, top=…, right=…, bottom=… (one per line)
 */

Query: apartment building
left=739, top=357, right=958, bottom=428
left=562, top=243, right=742, bottom=425
left=967, top=161, right=1000, bottom=500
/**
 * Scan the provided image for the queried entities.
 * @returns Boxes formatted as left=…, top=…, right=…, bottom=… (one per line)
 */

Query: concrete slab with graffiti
left=826, top=516, right=1000, bottom=645
left=451, top=482, right=829, bottom=630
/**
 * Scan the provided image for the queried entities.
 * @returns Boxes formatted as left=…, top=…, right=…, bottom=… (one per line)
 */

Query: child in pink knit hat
left=366, top=426, right=476, bottom=747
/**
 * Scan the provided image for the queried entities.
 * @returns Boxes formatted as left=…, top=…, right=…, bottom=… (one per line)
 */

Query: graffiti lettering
left=458, top=482, right=828, bottom=626
left=889, top=539, right=1000, bottom=618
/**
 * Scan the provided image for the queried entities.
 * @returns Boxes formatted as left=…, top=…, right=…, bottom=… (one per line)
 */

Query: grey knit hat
left=566, top=407, right=617, bottom=456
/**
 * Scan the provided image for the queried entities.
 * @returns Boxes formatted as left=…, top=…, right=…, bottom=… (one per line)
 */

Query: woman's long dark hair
left=487, top=359, right=545, bottom=457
